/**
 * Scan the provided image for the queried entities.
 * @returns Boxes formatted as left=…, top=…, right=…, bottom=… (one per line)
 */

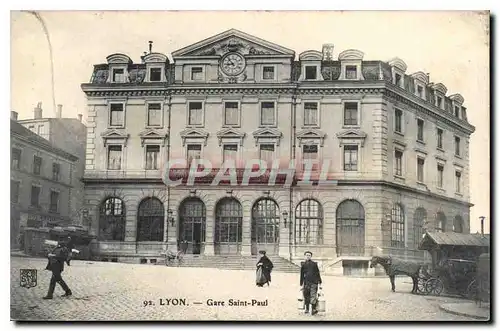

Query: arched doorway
left=214, top=197, right=243, bottom=255
left=136, top=197, right=164, bottom=242
left=251, top=198, right=280, bottom=255
left=99, top=197, right=126, bottom=241
left=295, top=199, right=323, bottom=245
left=336, top=199, right=365, bottom=256
left=178, top=197, right=206, bottom=254
left=413, top=207, right=427, bottom=249
left=390, top=204, right=405, bottom=248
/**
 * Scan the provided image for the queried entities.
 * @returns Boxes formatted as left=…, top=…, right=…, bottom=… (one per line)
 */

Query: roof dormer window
left=437, top=96, right=443, bottom=109
left=305, top=66, right=317, bottom=80
left=149, top=68, right=162, bottom=82
left=346, top=66, right=357, bottom=80
left=112, top=68, right=126, bottom=83
left=395, top=73, right=402, bottom=87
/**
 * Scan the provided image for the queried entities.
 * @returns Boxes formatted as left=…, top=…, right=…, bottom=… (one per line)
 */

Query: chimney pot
left=34, top=102, right=43, bottom=119
left=77, top=114, right=83, bottom=122
left=10, top=111, right=18, bottom=121
left=56, top=104, right=63, bottom=118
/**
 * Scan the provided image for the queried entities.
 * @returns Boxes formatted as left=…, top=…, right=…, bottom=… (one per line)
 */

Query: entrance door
left=178, top=197, right=206, bottom=255
left=335, top=199, right=365, bottom=256
left=214, top=198, right=243, bottom=255
left=251, top=198, right=280, bottom=256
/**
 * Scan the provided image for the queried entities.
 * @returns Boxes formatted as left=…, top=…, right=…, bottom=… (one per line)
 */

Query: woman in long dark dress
left=256, top=250, right=274, bottom=287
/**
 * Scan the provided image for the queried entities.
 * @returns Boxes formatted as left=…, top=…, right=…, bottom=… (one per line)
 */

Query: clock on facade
left=220, top=52, right=246, bottom=76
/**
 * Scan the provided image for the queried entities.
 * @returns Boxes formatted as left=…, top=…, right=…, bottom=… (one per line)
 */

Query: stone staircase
left=167, top=255, right=301, bottom=273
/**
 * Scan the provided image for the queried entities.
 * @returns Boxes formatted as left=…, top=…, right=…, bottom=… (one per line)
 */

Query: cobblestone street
left=11, top=257, right=476, bottom=321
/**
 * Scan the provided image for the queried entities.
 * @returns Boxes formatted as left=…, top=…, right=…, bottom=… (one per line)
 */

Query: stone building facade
left=10, top=117, right=80, bottom=248
left=81, top=29, right=475, bottom=268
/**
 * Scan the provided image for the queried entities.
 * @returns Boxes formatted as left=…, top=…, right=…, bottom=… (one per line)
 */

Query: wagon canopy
left=419, top=232, right=490, bottom=251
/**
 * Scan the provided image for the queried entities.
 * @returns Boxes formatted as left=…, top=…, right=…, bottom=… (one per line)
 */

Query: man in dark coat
left=43, top=241, right=72, bottom=299
left=256, top=250, right=274, bottom=287
left=300, top=251, right=322, bottom=315
left=65, top=236, right=75, bottom=266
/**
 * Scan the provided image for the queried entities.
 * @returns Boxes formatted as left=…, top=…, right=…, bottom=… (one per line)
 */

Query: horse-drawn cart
left=417, top=231, right=489, bottom=298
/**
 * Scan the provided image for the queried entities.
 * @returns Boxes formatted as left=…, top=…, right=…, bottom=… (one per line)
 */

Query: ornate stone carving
left=248, top=46, right=271, bottom=55
left=128, top=69, right=146, bottom=83
left=362, top=64, right=380, bottom=81
left=198, top=47, right=217, bottom=56
left=217, top=67, right=247, bottom=84
left=94, top=69, right=109, bottom=84
left=191, top=37, right=273, bottom=56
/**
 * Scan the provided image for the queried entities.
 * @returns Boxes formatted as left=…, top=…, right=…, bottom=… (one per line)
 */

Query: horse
left=370, top=256, right=423, bottom=294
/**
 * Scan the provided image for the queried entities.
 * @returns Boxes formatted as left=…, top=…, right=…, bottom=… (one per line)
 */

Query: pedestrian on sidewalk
left=43, top=241, right=72, bottom=299
left=256, top=250, right=273, bottom=287
left=299, top=251, right=322, bottom=315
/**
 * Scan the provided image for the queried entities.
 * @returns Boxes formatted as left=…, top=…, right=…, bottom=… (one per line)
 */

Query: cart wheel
left=417, top=278, right=427, bottom=294
left=466, top=279, right=478, bottom=300
left=425, top=278, right=444, bottom=296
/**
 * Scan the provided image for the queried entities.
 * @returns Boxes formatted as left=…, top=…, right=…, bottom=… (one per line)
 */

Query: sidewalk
left=439, top=302, right=490, bottom=320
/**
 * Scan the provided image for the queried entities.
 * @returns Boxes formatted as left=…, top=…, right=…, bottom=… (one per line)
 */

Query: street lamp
left=167, top=209, right=175, bottom=227
left=282, top=210, right=289, bottom=228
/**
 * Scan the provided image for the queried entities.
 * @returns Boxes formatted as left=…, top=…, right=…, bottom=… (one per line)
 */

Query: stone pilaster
left=371, top=100, right=389, bottom=177
left=204, top=204, right=215, bottom=256
left=85, top=105, right=97, bottom=171
left=240, top=212, right=252, bottom=256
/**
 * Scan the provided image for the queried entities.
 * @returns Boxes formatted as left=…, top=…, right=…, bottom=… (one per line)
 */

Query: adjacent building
left=10, top=115, right=81, bottom=248
left=81, top=29, right=475, bottom=271
left=17, top=103, right=87, bottom=224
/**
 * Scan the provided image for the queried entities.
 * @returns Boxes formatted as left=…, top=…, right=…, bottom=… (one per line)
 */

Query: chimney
left=322, top=44, right=335, bottom=61
left=11, top=111, right=18, bottom=121
left=34, top=102, right=43, bottom=119
left=56, top=104, right=63, bottom=118
left=77, top=114, right=83, bottom=122
left=149, top=41, right=153, bottom=54
left=480, top=216, right=485, bottom=236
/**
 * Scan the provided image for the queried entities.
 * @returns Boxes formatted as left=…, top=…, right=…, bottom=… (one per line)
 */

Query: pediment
left=299, top=50, right=323, bottom=61
left=138, top=129, right=168, bottom=146
left=180, top=128, right=209, bottom=146
left=171, top=29, right=295, bottom=58
left=180, top=128, right=209, bottom=138
left=336, top=129, right=367, bottom=147
left=388, top=57, right=408, bottom=72
left=336, top=129, right=367, bottom=139
left=297, top=129, right=326, bottom=147
left=433, top=83, right=448, bottom=95
left=411, top=71, right=429, bottom=84
left=101, top=129, right=130, bottom=139
left=143, top=52, right=169, bottom=63
left=217, top=128, right=246, bottom=138
left=106, top=53, right=133, bottom=64
left=449, top=93, right=464, bottom=105
left=338, top=49, right=364, bottom=61
left=253, top=128, right=283, bottom=138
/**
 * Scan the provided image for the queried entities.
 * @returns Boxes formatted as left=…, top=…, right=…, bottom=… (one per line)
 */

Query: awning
left=419, top=231, right=490, bottom=250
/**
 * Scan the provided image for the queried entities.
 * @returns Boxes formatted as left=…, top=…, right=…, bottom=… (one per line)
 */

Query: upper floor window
left=343, top=145, right=358, bottom=171
left=223, top=144, right=238, bottom=164
left=260, top=102, right=276, bottom=126
left=455, top=170, right=462, bottom=193
left=437, top=164, right=444, bottom=188
left=187, top=144, right=201, bottom=167
left=263, top=66, right=275, bottom=80
left=343, top=102, right=358, bottom=126
left=52, top=163, right=60, bottom=181
left=28, top=125, right=35, bottom=132
left=437, top=96, right=443, bottom=109
left=145, top=145, right=160, bottom=170
left=395, top=73, right=402, bottom=87
left=30, top=185, right=41, bottom=207
left=224, top=102, right=239, bottom=126
left=107, top=145, right=122, bottom=170
left=305, top=66, right=317, bottom=80
left=417, top=85, right=424, bottom=98
left=417, top=157, right=425, bottom=182
left=149, top=68, right=162, bottom=82
left=417, top=119, right=424, bottom=142
left=304, top=102, right=319, bottom=126
left=191, top=67, right=203, bottom=81
left=302, top=145, right=318, bottom=170
left=10, top=180, right=19, bottom=203
left=49, top=190, right=60, bottom=213
left=394, top=150, right=403, bottom=177
left=454, top=106, right=460, bottom=118
left=112, top=68, right=126, bottom=83
left=345, top=66, right=357, bottom=79
left=454, top=136, right=461, bottom=156
left=259, top=144, right=275, bottom=167
left=146, top=103, right=162, bottom=127
left=394, top=108, right=403, bottom=133
left=437, top=128, right=443, bottom=149
left=11, top=148, right=21, bottom=169
left=33, top=156, right=42, bottom=175
left=188, top=102, right=203, bottom=126
left=110, top=103, right=124, bottom=127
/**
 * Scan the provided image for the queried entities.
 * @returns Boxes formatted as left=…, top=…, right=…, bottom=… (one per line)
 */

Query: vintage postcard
left=9, top=10, right=490, bottom=321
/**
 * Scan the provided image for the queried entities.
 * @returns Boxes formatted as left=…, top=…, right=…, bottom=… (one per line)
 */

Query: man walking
left=43, top=241, right=72, bottom=299
left=300, top=251, right=322, bottom=315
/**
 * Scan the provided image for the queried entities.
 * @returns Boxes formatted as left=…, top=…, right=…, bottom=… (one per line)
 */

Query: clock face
left=220, top=53, right=246, bottom=76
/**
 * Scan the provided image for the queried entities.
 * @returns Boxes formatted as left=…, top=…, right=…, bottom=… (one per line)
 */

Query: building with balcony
left=81, top=29, right=475, bottom=272
left=10, top=118, right=80, bottom=248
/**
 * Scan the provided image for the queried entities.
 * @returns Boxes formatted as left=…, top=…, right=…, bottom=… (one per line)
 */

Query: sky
left=9, top=10, right=490, bottom=233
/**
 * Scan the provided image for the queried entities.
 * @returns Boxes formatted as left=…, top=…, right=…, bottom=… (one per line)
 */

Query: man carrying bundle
left=43, top=241, right=73, bottom=299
